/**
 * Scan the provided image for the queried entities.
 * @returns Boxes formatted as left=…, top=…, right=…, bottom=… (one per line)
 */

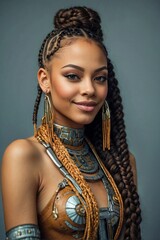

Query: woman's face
left=39, top=38, right=108, bottom=128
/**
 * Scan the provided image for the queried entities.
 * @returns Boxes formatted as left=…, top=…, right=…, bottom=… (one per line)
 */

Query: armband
left=5, top=224, right=40, bottom=239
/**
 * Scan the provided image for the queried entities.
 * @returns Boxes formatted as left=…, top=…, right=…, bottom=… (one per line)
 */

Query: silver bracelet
left=6, top=224, right=40, bottom=239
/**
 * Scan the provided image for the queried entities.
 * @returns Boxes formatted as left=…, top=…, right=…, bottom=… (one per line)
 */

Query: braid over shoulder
left=33, top=6, right=142, bottom=239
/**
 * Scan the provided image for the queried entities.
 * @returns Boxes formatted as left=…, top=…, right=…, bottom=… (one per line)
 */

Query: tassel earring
left=43, top=94, right=54, bottom=144
left=102, top=100, right=111, bottom=151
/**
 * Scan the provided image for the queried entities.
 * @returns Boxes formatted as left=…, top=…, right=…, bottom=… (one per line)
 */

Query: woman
left=1, top=6, right=141, bottom=240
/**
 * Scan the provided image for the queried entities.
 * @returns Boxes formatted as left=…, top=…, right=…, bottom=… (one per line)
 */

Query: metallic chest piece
left=66, top=195, right=86, bottom=225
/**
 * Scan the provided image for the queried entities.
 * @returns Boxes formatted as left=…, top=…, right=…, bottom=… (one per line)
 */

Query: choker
left=54, top=123, right=84, bottom=147
left=54, top=123, right=103, bottom=181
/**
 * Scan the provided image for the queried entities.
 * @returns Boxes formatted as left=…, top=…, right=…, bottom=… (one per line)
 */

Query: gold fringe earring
left=43, top=94, right=54, bottom=144
left=102, top=100, right=111, bottom=151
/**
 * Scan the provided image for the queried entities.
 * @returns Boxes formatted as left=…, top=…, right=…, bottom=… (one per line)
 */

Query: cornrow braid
left=33, top=26, right=105, bottom=132
left=33, top=29, right=59, bottom=132
left=32, top=6, right=141, bottom=238
left=41, top=27, right=102, bottom=67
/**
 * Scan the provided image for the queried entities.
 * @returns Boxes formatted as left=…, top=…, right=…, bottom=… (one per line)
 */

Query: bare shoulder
left=1, top=137, right=41, bottom=189
left=1, top=137, right=42, bottom=230
left=129, top=152, right=137, bottom=185
left=2, top=137, right=40, bottom=167
left=3, top=137, right=37, bottom=157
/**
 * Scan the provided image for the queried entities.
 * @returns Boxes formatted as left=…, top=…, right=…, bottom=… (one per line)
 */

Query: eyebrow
left=61, top=64, right=108, bottom=73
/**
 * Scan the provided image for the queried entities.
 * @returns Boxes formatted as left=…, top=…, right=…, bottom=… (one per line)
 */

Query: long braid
left=86, top=57, right=142, bottom=239
left=33, top=12, right=104, bottom=240
left=107, top=59, right=141, bottom=239
left=32, top=6, right=142, bottom=239
left=32, top=84, right=42, bottom=133
left=33, top=29, right=59, bottom=132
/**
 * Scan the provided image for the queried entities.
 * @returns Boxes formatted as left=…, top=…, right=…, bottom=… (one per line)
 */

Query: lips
left=74, top=101, right=97, bottom=112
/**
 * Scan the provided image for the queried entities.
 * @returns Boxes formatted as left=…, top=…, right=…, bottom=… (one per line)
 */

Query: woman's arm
left=1, top=139, right=40, bottom=234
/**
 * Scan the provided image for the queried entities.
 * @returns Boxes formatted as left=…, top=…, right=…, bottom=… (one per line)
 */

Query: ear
left=37, top=68, right=50, bottom=93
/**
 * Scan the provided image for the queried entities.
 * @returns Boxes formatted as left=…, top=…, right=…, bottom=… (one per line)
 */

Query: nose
left=80, top=78, right=95, bottom=97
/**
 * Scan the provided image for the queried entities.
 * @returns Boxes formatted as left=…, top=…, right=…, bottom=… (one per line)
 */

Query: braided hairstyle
left=32, top=6, right=103, bottom=127
left=33, top=6, right=142, bottom=240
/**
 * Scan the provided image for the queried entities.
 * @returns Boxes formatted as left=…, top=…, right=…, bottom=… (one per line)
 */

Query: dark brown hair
left=33, top=6, right=141, bottom=239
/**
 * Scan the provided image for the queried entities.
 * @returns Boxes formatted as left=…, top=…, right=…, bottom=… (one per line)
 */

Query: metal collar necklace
left=54, top=123, right=84, bottom=147
left=53, top=123, right=102, bottom=180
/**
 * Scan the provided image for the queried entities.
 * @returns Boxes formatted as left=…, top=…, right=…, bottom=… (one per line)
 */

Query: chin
left=77, top=117, right=96, bottom=126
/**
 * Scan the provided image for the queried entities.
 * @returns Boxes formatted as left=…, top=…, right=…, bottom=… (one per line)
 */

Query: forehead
left=49, top=38, right=107, bottom=69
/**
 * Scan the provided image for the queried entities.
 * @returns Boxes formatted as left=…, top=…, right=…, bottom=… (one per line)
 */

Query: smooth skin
left=1, top=39, right=108, bottom=232
left=1, top=38, right=137, bottom=235
left=38, top=38, right=108, bottom=128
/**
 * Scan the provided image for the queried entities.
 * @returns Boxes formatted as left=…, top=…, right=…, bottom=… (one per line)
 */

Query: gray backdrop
left=0, top=0, right=160, bottom=239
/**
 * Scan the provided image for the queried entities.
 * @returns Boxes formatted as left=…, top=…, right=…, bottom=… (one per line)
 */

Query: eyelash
left=65, top=74, right=80, bottom=80
left=64, top=74, right=108, bottom=83
left=94, top=76, right=108, bottom=83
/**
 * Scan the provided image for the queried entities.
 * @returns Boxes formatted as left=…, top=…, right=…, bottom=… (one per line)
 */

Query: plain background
left=0, top=0, right=160, bottom=239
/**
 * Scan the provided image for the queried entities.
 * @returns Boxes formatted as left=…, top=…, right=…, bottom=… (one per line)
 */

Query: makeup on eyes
left=62, top=64, right=108, bottom=82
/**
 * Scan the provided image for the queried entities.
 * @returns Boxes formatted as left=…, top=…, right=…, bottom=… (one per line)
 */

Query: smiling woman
left=38, top=39, right=108, bottom=128
left=1, top=6, right=142, bottom=240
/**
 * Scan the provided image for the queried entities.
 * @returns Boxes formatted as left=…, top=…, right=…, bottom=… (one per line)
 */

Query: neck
left=53, top=123, right=85, bottom=147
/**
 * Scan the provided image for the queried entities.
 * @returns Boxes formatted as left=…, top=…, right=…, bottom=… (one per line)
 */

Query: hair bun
left=54, top=6, right=103, bottom=40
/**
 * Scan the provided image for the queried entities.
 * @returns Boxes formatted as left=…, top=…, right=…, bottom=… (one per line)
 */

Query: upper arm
left=1, top=139, right=39, bottom=231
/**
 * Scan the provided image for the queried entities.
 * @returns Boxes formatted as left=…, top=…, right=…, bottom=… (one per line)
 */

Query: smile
left=74, top=101, right=97, bottom=112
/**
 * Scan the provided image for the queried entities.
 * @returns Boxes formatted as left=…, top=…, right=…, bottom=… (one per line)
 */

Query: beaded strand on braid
left=36, top=123, right=99, bottom=240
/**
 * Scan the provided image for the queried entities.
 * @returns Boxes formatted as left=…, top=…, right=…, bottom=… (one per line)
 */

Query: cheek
left=104, top=87, right=108, bottom=98
left=51, top=81, right=76, bottom=99
left=99, top=84, right=108, bottom=100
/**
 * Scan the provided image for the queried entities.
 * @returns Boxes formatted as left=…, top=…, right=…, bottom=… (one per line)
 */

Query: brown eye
left=94, top=76, right=108, bottom=83
left=65, top=74, right=80, bottom=81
